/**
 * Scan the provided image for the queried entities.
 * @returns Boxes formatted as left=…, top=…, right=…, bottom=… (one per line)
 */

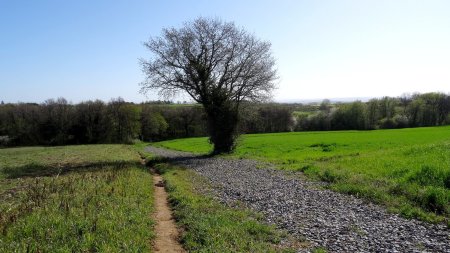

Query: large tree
left=140, top=17, right=277, bottom=154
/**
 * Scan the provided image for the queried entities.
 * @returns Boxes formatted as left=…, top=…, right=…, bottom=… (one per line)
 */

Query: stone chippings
left=145, top=146, right=450, bottom=253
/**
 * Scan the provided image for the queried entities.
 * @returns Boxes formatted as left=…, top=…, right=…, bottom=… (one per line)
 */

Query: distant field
left=154, top=126, right=450, bottom=223
left=0, top=145, right=154, bottom=252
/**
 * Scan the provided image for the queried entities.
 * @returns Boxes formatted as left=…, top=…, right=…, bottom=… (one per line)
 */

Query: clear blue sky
left=1, top=0, right=449, bottom=103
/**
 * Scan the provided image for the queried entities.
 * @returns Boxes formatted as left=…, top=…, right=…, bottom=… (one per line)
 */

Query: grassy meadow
left=0, top=145, right=154, bottom=252
left=154, top=126, right=450, bottom=223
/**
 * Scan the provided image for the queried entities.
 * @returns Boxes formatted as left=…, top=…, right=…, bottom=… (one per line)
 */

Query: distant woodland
left=0, top=92, right=449, bottom=147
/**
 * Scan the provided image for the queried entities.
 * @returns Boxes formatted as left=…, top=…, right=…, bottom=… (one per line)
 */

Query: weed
left=320, top=169, right=342, bottom=183
left=311, top=247, right=328, bottom=253
left=297, top=164, right=314, bottom=172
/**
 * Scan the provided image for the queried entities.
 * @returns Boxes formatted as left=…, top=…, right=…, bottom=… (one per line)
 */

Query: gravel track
left=145, top=146, right=450, bottom=253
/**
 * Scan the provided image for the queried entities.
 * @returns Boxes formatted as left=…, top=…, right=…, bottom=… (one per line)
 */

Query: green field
left=154, top=126, right=450, bottom=223
left=0, top=145, right=154, bottom=252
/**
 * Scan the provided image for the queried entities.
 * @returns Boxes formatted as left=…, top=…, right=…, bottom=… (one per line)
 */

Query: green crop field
left=154, top=126, right=450, bottom=223
left=0, top=145, right=154, bottom=252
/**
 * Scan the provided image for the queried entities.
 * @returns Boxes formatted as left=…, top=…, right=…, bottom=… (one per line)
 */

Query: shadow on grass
left=2, top=161, right=143, bottom=179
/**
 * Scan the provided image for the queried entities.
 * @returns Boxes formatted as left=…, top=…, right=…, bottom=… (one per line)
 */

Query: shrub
left=0, top=135, right=9, bottom=146
left=379, top=118, right=396, bottom=129
left=393, top=114, right=409, bottom=128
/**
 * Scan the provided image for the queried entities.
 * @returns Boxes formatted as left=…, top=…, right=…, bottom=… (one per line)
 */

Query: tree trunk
left=204, top=100, right=239, bottom=154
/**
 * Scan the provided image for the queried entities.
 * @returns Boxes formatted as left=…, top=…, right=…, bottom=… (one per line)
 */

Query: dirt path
left=152, top=174, right=185, bottom=253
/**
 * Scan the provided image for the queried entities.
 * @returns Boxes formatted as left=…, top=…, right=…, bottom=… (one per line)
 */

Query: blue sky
left=1, top=0, right=449, bottom=103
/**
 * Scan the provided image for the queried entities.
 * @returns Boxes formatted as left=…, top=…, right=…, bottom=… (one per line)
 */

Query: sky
left=1, top=0, right=449, bottom=103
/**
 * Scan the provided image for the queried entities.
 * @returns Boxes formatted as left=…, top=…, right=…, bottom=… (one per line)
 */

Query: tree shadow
left=2, top=160, right=143, bottom=179
left=145, top=153, right=214, bottom=167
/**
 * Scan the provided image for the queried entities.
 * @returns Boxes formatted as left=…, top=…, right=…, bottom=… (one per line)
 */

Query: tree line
left=0, top=98, right=202, bottom=146
left=294, top=92, right=450, bottom=131
left=0, top=92, right=449, bottom=147
left=0, top=97, right=293, bottom=147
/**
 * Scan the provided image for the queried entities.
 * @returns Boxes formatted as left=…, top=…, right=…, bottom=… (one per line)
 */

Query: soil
left=152, top=174, right=185, bottom=253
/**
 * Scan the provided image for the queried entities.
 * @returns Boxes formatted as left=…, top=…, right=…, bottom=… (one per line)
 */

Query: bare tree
left=140, top=17, right=277, bottom=153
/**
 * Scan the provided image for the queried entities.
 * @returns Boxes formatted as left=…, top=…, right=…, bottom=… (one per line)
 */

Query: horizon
left=2, top=92, right=448, bottom=105
left=1, top=1, right=450, bottom=103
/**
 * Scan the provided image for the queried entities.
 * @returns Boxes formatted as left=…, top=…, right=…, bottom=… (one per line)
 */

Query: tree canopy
left=140, top=17, right=278, bottom=153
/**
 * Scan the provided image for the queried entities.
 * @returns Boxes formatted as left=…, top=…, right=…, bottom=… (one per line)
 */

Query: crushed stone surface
left=145, top=146, right=450, bottom=253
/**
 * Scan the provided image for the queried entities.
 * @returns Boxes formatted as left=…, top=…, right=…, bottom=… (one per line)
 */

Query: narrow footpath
left=152, top=174, right=185, bottom=253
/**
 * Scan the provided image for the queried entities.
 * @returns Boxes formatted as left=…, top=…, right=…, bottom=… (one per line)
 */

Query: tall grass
left=0, top=145, right=154, bottom=252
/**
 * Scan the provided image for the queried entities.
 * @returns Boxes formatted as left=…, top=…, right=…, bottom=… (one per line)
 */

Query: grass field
left=0, top=145, right=154, bottom=252
left=154, top=126, right=450, bottom=224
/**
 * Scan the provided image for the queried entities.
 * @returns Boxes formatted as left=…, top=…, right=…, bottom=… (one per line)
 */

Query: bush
left=393, top=114, right=409, bottom=128
left=379, top=118, right=396, bottom=129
